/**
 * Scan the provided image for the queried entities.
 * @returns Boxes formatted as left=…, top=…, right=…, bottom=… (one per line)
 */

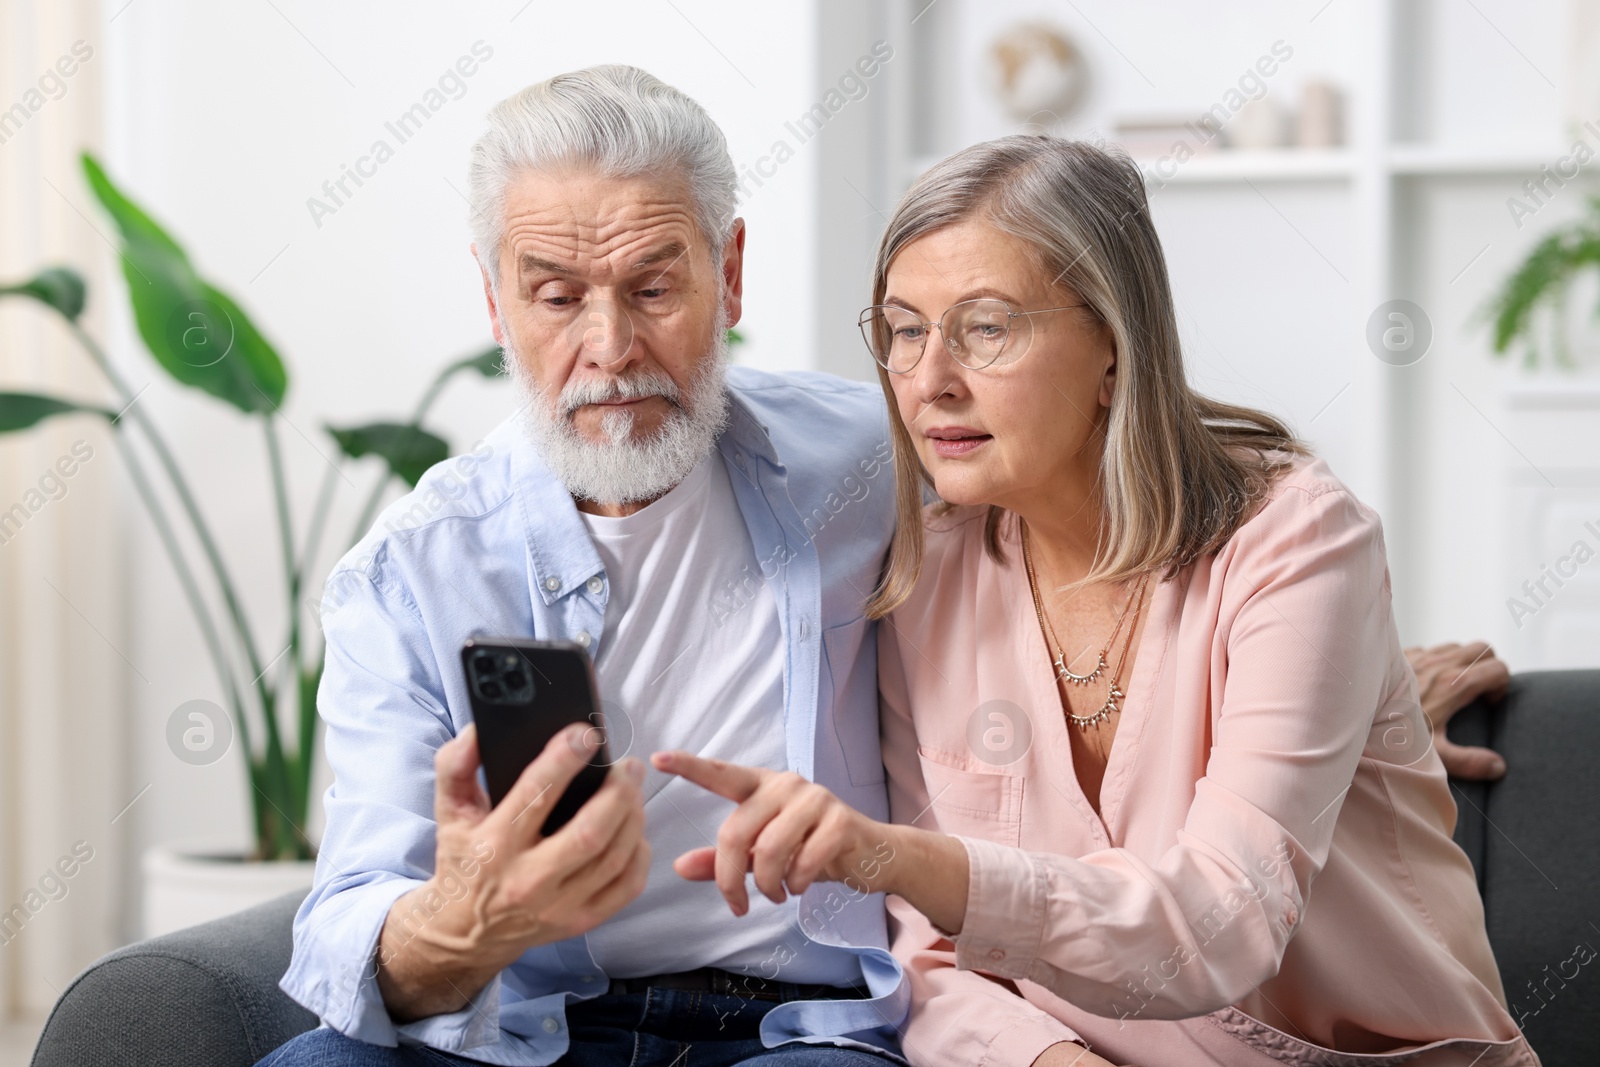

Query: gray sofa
left=30, top=670, right=1599, bottom=1066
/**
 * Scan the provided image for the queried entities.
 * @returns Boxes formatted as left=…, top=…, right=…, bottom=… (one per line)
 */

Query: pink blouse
left=878, top=456, right=1539, bottom=1067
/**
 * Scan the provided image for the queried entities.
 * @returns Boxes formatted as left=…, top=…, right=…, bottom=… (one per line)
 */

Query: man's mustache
left=558, top=371, right=683, bottom=418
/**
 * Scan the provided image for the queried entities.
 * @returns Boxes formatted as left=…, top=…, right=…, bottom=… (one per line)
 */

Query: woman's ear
left=1097, top=325, right=1118, bottom=410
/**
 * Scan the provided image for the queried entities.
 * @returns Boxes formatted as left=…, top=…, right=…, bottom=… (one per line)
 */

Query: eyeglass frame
left=857, top=298, right=1092, bottom=373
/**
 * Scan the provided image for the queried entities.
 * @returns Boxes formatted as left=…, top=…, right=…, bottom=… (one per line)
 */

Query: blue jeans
left=255, top=990, right=901, bottom=1066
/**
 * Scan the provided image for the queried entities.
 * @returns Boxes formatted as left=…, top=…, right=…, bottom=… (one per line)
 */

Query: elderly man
left=260, top=65, right=906, bottom=1066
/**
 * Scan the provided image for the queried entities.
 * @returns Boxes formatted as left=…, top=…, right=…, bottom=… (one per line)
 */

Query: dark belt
left=606, top=966, right=871, bottom=1003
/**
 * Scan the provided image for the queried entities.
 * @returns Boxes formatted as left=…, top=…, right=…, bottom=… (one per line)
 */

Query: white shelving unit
left=1139, top=148, right=1355, bottom=183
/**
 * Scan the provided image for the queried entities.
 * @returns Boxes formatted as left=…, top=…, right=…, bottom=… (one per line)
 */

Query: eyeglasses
left=858, top=298, right=1089, bottom=374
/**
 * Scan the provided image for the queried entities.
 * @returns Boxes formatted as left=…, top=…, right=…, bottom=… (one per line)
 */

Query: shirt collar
left=506, top=415, right=604, bottom=606
left=722, top=388, right=782, bottom=469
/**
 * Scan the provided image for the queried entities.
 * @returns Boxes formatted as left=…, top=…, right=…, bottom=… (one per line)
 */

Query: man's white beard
left=505, top=311, right=731, bottom=506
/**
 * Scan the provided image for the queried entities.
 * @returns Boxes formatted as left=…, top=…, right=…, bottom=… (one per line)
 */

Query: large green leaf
left=80, top=153, right=287, bottom=413
left=0, top=268, right=87, bottom=321
left=201, top=283, right=289, bottom=408
left=326, top=422, right=449, bottom=488
left=0, top=392, right=112, bottom=432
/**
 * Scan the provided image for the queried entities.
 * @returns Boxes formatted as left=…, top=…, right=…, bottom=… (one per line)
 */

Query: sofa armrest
left=31, top=889, right=316, bottom=1067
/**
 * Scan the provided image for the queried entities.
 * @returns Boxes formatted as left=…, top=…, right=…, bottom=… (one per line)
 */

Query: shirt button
left=988, top=948, right=1006, bottom=962
left=586, top=576, right=603, bottom=595
left=544, top=577, right=560, bottom=592
left=541, top=1016, right=559, bottom=1033
left=579, top=974, right=597, bottom=983
left=797, top=618, right=809, bottom=640
left=1285, top=907, right=1299, bottom=926
left=576, top=631, right=592, bottom=648
left=734, top=450, right=748, bottom=471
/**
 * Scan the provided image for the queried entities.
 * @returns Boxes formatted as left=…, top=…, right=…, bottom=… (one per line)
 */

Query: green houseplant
left=0, top=153, right=502, bottom=865
left=1484, top=193, right=1600, bottom=369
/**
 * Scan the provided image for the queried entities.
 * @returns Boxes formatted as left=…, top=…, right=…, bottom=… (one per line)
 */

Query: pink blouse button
left=988, top=948, right=1006, bottom=962
left=1285, top=907, right=1300, bottom=926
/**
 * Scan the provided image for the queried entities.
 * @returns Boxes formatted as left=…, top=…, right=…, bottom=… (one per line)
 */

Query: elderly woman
left=655, top=136, right=1536, bottom=1066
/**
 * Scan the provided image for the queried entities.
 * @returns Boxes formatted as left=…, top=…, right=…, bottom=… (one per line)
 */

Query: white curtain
left=0, top=0, right=127, bottom=1022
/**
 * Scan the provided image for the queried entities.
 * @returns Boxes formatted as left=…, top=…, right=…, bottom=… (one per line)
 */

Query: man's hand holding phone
left=375, top=722, right=650, bottom=1022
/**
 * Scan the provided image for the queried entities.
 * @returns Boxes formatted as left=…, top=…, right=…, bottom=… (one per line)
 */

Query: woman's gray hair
left=866, top=135, right=1306, bottom=617
left=467, top=64, right=737, bottom=289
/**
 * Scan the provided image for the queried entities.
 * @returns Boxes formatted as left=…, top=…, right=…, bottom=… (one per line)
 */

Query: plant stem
left=105, top=420, right=253, bottom=762
left=69, top=323, right=274, bottom=692
left=70, top=320, right=289, bottom=856
left=263, top=415, right=299, bottom=688
left=296, top=461, right=340, bottom=611
left=293, top=460, right=340, bottom=666
left=255, top=418, right=296, bottom=848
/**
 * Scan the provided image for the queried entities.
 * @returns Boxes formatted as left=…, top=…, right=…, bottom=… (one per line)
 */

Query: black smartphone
left=460, top=637, right=611, bottom=835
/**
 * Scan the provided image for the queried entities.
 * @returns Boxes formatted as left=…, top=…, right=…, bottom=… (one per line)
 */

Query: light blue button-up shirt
left=279, top=366, right=909, bottom=1064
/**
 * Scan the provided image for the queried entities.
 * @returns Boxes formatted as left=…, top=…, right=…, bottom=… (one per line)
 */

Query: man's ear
left=472, top=243, right=505, bottom=346
left=720, top=219, right=746, bottom=329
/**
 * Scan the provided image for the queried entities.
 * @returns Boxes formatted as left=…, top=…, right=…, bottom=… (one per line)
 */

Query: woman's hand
left=651, top=750, right=897, bottom=915
left=1404, top=640, right=1510, bottom=780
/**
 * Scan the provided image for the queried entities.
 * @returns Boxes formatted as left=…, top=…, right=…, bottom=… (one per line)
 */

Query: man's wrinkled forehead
left=499, top=168, right=703, bottom=282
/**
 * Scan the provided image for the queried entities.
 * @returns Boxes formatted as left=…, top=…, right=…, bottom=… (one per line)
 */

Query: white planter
left=142, top=841, right=316, bottom=938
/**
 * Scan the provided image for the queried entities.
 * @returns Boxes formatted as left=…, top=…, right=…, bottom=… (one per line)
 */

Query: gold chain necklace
left=1021, top=523, right=1150, bottom=729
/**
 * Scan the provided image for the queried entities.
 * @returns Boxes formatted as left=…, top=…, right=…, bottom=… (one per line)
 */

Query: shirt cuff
left=395, top=972, right=504, bottom=1052
left=951, top=836, right=1049, bottom=982
left=279, top=875, right=504, bottom=1051
left=982, top=1015, right=1084, bottom=1067
left=279, top=877, right=416, bottom=1045
left=278, top=876, right=508, bottom=1049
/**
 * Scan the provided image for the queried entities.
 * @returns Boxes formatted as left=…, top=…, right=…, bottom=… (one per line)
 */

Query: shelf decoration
left=986, top=22, right=1088, bottom=127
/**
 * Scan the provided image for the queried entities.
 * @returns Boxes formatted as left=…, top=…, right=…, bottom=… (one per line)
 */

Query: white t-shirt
left=577, top=450, right=861, bottom=985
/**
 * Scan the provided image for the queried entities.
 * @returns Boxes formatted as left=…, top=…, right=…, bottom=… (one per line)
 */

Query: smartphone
left=460, top=637, right=611, bottom=835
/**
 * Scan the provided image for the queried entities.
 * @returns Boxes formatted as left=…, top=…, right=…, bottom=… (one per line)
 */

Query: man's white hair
left=467, top=64, right=738, bottom=290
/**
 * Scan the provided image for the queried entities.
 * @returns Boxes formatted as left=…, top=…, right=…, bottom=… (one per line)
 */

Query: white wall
left=98, top=0, right=822, bottom=938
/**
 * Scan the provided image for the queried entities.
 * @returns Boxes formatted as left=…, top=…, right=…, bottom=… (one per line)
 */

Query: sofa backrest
left=1448, top=668, right=1600, bottom=1065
